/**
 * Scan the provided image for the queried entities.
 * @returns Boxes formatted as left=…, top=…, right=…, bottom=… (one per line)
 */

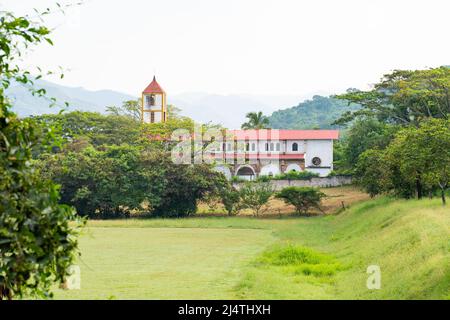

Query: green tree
left=106, top=99, right=141, bottom=121
left=385, top=119, right=450, bottom=204
left=0, top=9, right=83, bottom=299
left=334, top=67, right=450, bottom=126
left=275, top=187, right=325, bottom=215
left=241, top=111, right=270, bottom=129
left=34, top=111, right=141, bottom=147
left=355, top=149, right=388, bottom=198
left=341, top=118, right=397, bottom=168
left=220, top=185, right=242, bottom=216
left=239, top=182, right=273, bottom=216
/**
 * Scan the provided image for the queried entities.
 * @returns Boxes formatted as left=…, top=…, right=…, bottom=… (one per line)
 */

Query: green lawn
left=54, top=197, right=449, bottom=299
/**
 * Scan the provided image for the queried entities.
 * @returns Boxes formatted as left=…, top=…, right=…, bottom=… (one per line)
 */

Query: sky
left=2, top=0, right=449, bottom=96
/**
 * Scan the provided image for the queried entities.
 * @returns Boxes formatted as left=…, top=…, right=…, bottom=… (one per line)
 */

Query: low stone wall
left=233, top=175, right=353, bottom=190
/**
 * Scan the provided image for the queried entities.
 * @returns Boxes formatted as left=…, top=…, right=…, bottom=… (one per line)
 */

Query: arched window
left=251, top=143, right=256, bottom=151
left=276, top=143, right=280, bottom=151
left=270, top=143, right=274, bottom=151
left=292, top=143, right=298, bottom=152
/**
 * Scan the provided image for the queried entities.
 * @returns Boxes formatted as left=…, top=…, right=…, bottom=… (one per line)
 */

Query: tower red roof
left=143, top=76, right=165, bottom=94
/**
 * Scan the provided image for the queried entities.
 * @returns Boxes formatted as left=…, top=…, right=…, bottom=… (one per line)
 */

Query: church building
left=141, top=77, right=339, bottom=178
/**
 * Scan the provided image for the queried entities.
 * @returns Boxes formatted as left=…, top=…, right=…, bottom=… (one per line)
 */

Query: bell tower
left=141, top=76, right=167, bottom=123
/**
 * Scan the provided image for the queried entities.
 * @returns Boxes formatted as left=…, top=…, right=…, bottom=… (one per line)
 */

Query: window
left=227, top=143, right=232, bottom=151
left=246, top=143, right=250, bottom=151
left=150, top=112, right=155, bottom=123
left=312, top=157, right=322, bottom=166
left=265, top=143, right=269, bottom=151
left=270, top=143, right=274, bottom=151
left=292, top=143, right=298, bottom=152
left=146, top=95, right=155, bottom=107
left=251, top=143, right=256, bottom=151
left=276, top=143, right=280, bottom=151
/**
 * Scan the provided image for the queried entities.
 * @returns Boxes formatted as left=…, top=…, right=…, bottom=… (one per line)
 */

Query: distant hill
left=7, top=80, right=136, bottom=116
left=268, top=95, right=360, bottom=129
left=7, top=80, right=306, bottom=128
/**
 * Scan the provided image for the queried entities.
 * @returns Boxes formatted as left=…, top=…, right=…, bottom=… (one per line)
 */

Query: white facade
left=212, top=130, right=339, bottom=179
left=304, top=140, right=334, bottom=177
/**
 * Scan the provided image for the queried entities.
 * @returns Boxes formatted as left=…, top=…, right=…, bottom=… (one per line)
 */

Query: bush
left=275, top=186, right=325, bottom=215
left=272, top=171, right=319, bottom=181
left=239, top=182, right=274, bottom=216
left=220, top=186, right=242, bottom=216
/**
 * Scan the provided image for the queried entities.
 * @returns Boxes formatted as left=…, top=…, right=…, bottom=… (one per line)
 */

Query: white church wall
left=305, top=140, right=333, bottom=177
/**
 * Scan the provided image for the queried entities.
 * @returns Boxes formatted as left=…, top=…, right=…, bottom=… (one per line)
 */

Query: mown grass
left=54, top=196, right=449, bottom=300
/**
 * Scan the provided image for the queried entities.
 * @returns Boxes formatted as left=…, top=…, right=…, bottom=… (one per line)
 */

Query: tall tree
left=106, top=99, right=141, bottom=121
left=241, top=111, right=270, bottom=129
left=0, top=8, right=83, bottom=299
left=334, top=67, right=450, bottom=126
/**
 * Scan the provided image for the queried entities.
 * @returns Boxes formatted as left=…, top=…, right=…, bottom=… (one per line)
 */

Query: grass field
left=53, top=192, right=449, bottom=300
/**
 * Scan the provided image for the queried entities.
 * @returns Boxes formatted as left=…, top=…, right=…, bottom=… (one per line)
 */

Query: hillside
left=268, top=95, right=360, bottom=129
left=7, top=80, right=135, bottom=116
left=236, top=197, right=450, bottom=299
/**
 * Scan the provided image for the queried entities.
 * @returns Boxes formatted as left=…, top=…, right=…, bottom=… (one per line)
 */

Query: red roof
left=143, top=76, right=165, bottom=94
left=229, top=129, right=339, bottom=140
left=221, top=153, right=305, bottom=160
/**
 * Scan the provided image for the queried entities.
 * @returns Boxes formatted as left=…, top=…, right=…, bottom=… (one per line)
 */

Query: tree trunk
left=441, top=188, right=446, bottom=205
left=416, top=177, right=423, bottom=199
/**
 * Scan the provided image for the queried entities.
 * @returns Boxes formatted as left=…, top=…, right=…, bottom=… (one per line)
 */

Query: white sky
left=2, top=0, right=449, bottom=96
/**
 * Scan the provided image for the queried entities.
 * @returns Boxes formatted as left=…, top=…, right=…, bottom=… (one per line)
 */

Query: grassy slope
left=56, top=197, right=449, bottom=299
left=236, top=197, right=449, bottom=299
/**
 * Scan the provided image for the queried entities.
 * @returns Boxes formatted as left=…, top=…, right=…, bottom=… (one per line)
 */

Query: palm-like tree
left=241, top=111, right=270, bottom=129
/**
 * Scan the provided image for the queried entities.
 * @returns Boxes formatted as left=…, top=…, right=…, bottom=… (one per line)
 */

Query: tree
left=385, top=119, right=450, bottom=204
left=241, top=111, right=270, bottom=129
left=355, top=149, right=388, bottom=198
left=334, top=67, right=450, bottom=127
left=106, top=99, right=141, bottom=121
left=275, top=187, right=325, bottom=215
left=34, top=111, right=141, bottom=147
left=239, top=182, right=273, bottom=216
left=341, top=118, right=397, bottom=169
left=0, top=9, right=83, bottom=299
left=220, top=186, right=242, bottom=216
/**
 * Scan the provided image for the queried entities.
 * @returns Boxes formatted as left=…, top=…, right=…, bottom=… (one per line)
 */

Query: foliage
left=339, top=118, right=397, bottom=168
left=354, top=149, right=388, bottom=198
left=268, top=95, right=360, bottom=129
left=0, top=8, right=83, bottom=299
left=275, top=187, right=325, bottom=215
left=241, top=111, right=270, bottom=129
left=33, top=111, right=141, bottom=147
left=238, top=182, right=274, bottom=216
left=355, top=118, right=450, bottom=204
left=38, top=145, right=228, bottom=218
left=219, top=185, right=242, bottom=216
left=384, top=118, right=450, bottom=204
left=334, top=67, right=450, bottom=126
left=272, top=170, right=319, bottom=180
left=106, top=99, right=141, bottom=121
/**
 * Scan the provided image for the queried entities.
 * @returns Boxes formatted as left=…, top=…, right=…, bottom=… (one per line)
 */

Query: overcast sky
left=2, top=0, right=449, bottom=96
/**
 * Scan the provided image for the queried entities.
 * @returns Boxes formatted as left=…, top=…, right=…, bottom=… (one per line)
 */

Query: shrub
left=257, top=245, right=344, bottom=278
left=272, top=171, right=319, bottom=181
left=275, top=186, right=325, bottom=215
left=220, top=186, right=242, bottom=216
left=239, top=182, right=274, bottom=216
